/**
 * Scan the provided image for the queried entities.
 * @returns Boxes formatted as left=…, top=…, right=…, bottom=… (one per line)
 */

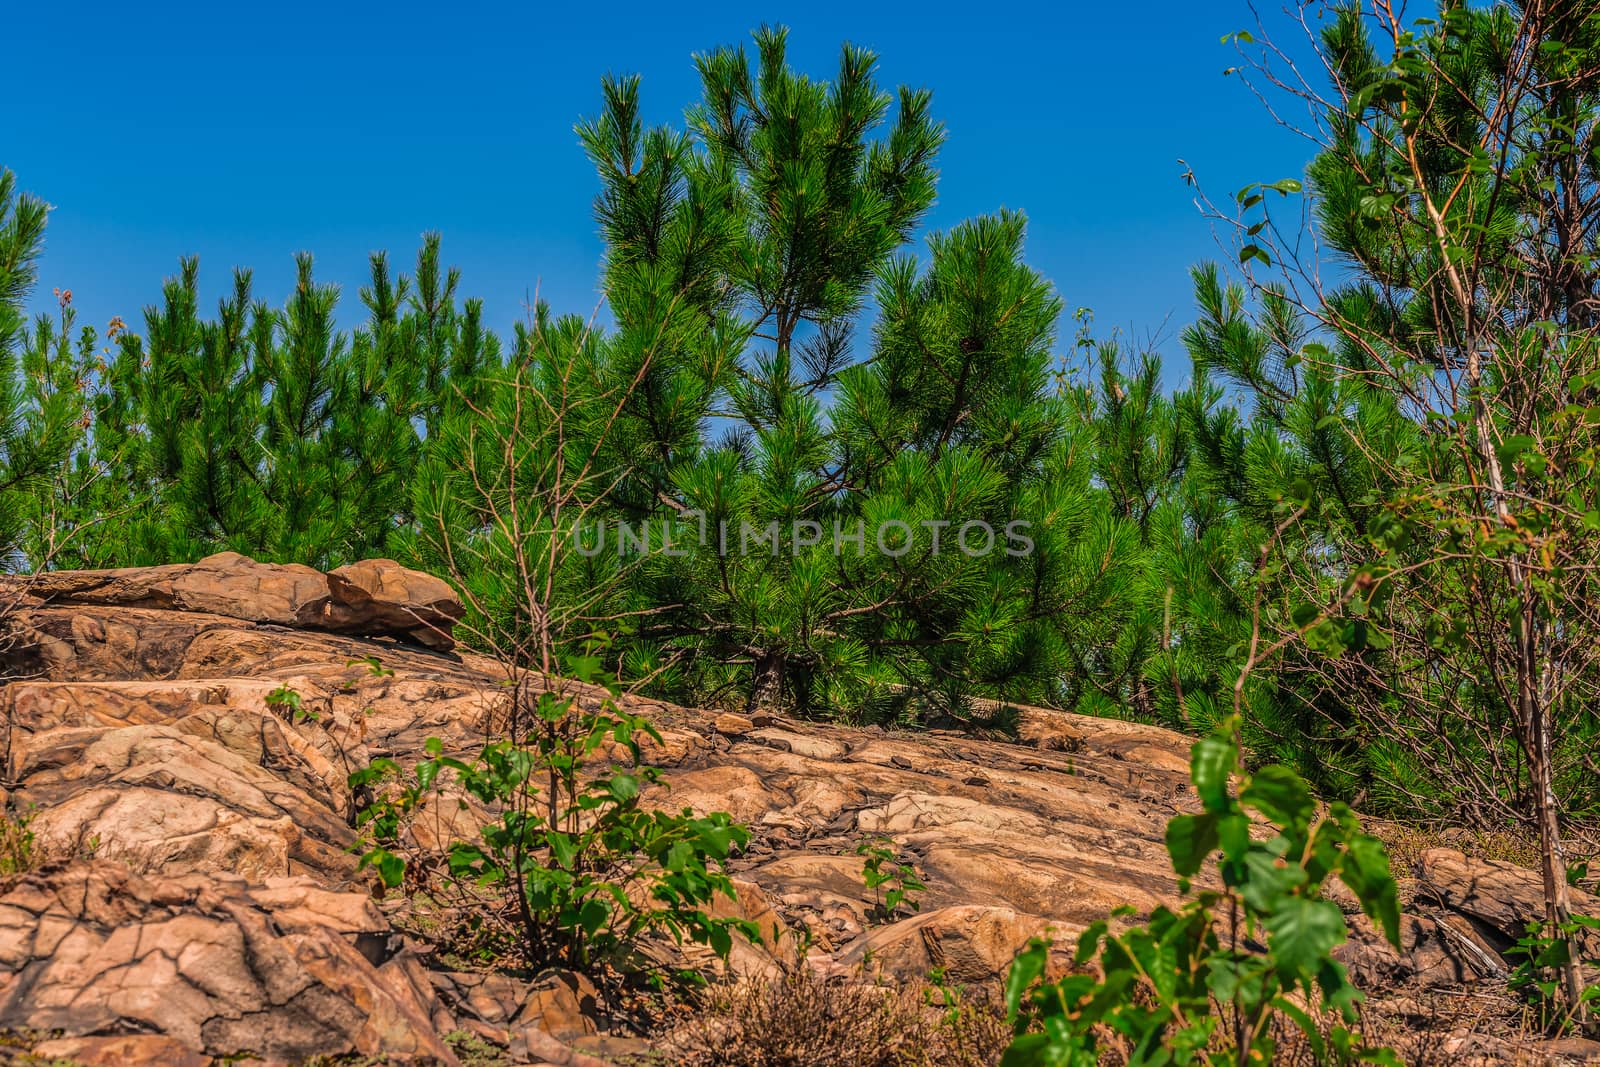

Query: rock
left=1534, top=1036, right=1600, bottom=1063
left=326, top=557, right=465, bottom=649
left=431, top=969, right=531, bottom=1029
left=9, top=551, right=462, bottom=649
left=29, top=1034, right=214, bottom=1067
left=707, top=878, right=798, bottom=979
left=748, top=727, right=849, bottom=760
left=0, top=861, right=458, bottom=1065
left=1015, top=707, right=1085, bottom=752
left=831, top=905, right=1063, bottom=986
left=11, top=722, right=356, bottom=879
left=1414, top=848, right=1600, bottom=951
left=713, top=712, right=755, bottom=737
left=14, top=551, right=332, bottom=627
left=516, top=969, right=601, bottom=1040
left=1336, top=913, right=1505, bottom=989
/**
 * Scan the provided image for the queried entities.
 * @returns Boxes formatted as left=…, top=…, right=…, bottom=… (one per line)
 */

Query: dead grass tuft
left=660, top=968, right=1012, bottom=1067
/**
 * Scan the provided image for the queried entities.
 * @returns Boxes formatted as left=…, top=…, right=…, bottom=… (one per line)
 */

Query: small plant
left=1001, top=717, right=1401, bottom=1066
left=347, top=654, right=395, bottom=678
left=0, top=809, right=35, bottom=876
left=351, top=647, right=756, bottom=979
left=858, top=837, right=926, bottom=921
left=265, top=683, right=318, bottom=724
left=1507, top=915, right=1600, bottom=1032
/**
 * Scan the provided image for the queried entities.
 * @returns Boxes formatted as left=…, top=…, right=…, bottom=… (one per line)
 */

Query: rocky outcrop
left=0, top=555, right=1586, bottom=1064
left=0, top=861, right=456, bottom=1066
left=7, top=551, right=463, bottom=651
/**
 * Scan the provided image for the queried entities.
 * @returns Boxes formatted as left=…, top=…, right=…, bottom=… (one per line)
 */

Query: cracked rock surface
left=0, top=556, right=1578, bottom=1064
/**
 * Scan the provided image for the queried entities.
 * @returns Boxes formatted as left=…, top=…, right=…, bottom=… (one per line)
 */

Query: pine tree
left=0, top=169, right=85, bottom=572
left=1194, top=0, right=1600, bottom=1018
left=573, top=29, right=947, bottom=713
left=57, top=238, right=498, bottom=570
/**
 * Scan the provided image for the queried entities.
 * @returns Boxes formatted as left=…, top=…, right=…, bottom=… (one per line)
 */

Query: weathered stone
left=1336, top=913, right=1505, bottom=990
left=0, top=861, right=458, bottom=1065
left=8, top=551, right=462, bottom=648
left=830, top=906, right=1064, bottom=986
left=1415, top=848, right=1600, bottom=951
left=12, top=723, right=355, bottom=880
left=29, top=1034, right=214, bottom=1067
left=713, top=712, right=755, bottom=737
left=327, top=557, right=464, bottom=648
left=517, top=969, right=601, bottom=1040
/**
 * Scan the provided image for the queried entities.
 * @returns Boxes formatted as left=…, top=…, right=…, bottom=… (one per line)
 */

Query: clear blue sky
left=7, top=0, right=1312, bottom=376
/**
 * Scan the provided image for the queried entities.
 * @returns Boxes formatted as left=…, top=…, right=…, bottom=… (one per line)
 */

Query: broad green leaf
left=1241, top=765, right=1314, bottom=832
left=1190, top=733, right=1237, bottom=812
left=1265, top=896, right=1346, bottom=979
left=1005, top=938, right=1050, bottom=1017
left=1166, top=813, right=1220, bottom=877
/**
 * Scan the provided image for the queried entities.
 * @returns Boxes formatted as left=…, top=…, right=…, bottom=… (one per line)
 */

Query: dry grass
left=1367, top=821, right=1547, bottom=905
left=658, top=968, right=1012, bottom=1067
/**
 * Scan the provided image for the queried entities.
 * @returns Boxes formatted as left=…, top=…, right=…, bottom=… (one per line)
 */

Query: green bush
left=1001, top=718, right=1400, bottom=1066
left=352, top=651, right=756, bottom=978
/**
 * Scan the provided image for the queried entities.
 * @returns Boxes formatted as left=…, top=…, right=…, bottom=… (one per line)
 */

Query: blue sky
left=7, top=1, right=1313, bottom=377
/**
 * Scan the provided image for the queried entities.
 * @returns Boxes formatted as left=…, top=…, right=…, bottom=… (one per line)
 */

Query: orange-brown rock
left=0, top=861, right=456, bottom=1065
left=1414, top=847, right=1600, bottom=954
left=0, top=556, right=1570, bottom=1064
left=7, top=550, right=462, bottom=650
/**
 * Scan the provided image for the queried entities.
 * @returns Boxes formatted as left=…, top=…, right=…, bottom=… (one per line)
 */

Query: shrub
left=1001, top=717, right=1401, bottom=1066
left=1507, top=915, right=1600, bottom=1033
left=352, top=650, right=756, bottom=979
left=0, top=809, right=34, bottom=877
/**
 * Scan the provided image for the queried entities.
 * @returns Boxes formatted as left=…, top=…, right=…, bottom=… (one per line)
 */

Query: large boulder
left=14, top=551, right=331, bottom=626
left=10, top=551, right=462, bottom=649
left=326, top=558, right=464, bottom=649
left=0, top=861, right=458, bottom=1065
left=1414, top=847, right=1600, bottom=952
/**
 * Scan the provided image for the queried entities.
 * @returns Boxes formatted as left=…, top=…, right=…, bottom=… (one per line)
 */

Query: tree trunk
left=1522, top=605, right=1587, bottom=1025
left=746, top=651, right=784, bottom=713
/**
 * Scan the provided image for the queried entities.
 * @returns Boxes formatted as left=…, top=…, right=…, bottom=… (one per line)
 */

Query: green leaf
left=1190, top=732, right=1237, bottom=812
left=1241, top=765, right=1315, bottom=832
left=1340, top=834, right=1401, bottom=948
left=1005, top=938, right=1050, bottom=1017
left=1265, top=896, right=1346, bottom=979
left=548, top=831, right=579, bottom=871
left=1166, top=813, right=1220, bottom=877
left=360, top=849, right=404, bottom=889
left=576, top=898, right=610, bottom=935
